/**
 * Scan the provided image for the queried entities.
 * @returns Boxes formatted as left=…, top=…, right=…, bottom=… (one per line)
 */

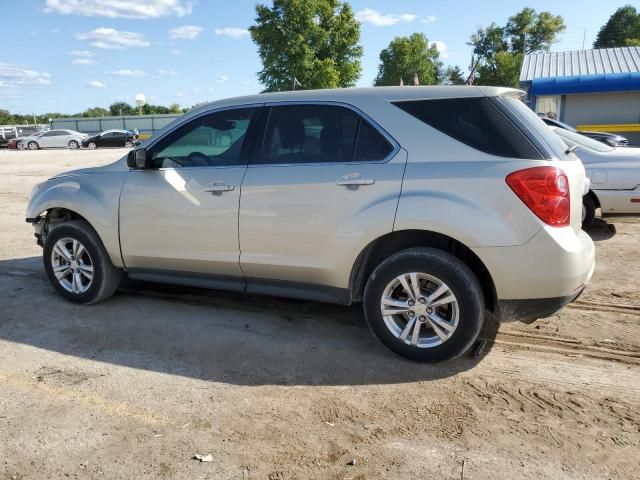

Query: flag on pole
left=399, top=78, right=404, bottom=86
left=292, top=77, right=302, bottom=90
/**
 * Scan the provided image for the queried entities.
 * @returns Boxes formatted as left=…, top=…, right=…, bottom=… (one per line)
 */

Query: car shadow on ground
left=1, top=256, right=499, bottom=386
left=585, top=218, right=616, bottom=241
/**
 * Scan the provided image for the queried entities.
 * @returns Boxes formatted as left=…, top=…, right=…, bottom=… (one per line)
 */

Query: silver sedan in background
left=551, top=126, right=640, bottom=227
left=21, top=129, right=88, bottom=150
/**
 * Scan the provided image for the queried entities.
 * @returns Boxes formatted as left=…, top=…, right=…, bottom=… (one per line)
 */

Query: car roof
left=186, top=85, right=524, bottom=118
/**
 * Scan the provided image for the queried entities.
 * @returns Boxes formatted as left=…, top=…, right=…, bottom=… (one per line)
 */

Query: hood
left=50, top=156, right=128, bottom=179
left=578, top=130, right=622, bottom=138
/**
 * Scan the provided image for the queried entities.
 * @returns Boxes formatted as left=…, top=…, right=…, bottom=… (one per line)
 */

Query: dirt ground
left=1, top=148, right=639, bottom=480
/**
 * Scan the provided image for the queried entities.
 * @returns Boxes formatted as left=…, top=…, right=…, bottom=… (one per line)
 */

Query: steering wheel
left=187, top=151, right=210, bottom=165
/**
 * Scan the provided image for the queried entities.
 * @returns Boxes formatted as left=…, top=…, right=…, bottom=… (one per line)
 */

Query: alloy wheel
left=50, top=237, right=94, bottom=294
left=380, top=272, right=459, bottom=348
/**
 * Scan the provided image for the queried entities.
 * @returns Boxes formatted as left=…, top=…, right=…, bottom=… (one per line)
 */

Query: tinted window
left=393, top=97, right=543, bottom=159
left=149, top=108, right=254, bottom=168
left=259, top=105, right=393, bottom=164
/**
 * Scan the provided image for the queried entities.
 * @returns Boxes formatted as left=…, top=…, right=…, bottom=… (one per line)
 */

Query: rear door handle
left=336, top=174, right=375, bottom=187
left=204, top=183, right=235, bottom=194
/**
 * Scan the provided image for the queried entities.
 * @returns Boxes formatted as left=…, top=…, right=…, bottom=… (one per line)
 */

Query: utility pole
left=582, top=29, right=586, bottom=50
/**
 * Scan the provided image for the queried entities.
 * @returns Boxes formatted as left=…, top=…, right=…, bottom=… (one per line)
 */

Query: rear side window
left=393, top=97, right=544, bottom=159
left=258, top=104, right=394, bottom=164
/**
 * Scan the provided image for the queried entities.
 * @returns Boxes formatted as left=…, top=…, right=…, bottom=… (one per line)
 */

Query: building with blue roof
left=519, top=46, right=640, bottom=144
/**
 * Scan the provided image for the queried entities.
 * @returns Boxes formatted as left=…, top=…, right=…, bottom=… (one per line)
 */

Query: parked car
left=0, top=125, right=45, bottom=147
left=541, top=117, right=629, bottom=147
left=26, top=87, right=595, bottom=362
left=7, top=137, right=26, bottom=149
left=22, top=129, right=87, bottom=150
left=82, top=130, right=139, bottom=149
left=550, top=126, right=640, bottom=228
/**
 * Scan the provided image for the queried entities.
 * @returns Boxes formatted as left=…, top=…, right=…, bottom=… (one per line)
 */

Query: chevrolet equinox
left=26, top=86, right=595, bottom=362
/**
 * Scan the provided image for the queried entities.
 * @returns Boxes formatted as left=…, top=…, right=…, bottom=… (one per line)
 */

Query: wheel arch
left=349, top=229, right=497, bottom=313
left=586, top=190, right=601, bottom=209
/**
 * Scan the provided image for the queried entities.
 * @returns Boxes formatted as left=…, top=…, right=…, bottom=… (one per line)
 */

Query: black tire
left=43, top=220, right=122, bottom=304
left=363, top=248, right=484, bottom=362
left=68, top=140, right=79, bottom=149
left=28, top=141, right=39, bottom=150
left=88, top=142, right=97, bottom=149
left=582, top=194, right=596, bottom=229
left=125, top=140, right=133, bottom=148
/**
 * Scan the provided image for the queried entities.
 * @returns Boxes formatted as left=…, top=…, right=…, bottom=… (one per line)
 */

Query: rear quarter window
left=393, top=97, right=545, bottom=160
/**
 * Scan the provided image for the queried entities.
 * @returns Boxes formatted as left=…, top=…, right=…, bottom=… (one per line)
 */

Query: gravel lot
left=1, top=148, right=639, bottom=480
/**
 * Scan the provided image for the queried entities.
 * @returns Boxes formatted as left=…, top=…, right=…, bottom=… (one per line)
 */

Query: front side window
left=258, top=104, right=393, bottom=164
left=393, top=97, right=544, bottom=160
left=149, top=108, right=254, bottom=168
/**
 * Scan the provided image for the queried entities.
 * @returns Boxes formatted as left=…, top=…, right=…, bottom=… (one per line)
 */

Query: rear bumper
left=473, top=225, right=595, bottom=311
left=497, top=286, right=585, bottom=323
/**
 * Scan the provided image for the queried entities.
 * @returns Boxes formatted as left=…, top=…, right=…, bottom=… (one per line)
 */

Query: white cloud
left=421, top=15, right=437, bottom=24
left=215, top=75, right=229, bottom=83
left=169, top=25, right=202, bottom=40
left=107, top=69, right=147, bottom=77
left=157, top=69, right=177, bottom=76
left=0, top=63, right=52, bottom=87
left=76, top=28, right=150, bottom=49
left=355, top=9, right=416, bottom=26
left=169, top=48, right=184, bottom=55
left=45, top=0, right=192, bottom=19
left=51, top=28, right=61, bottom=34
left=214, top=27, right=249, bottom=38
left=86, top=80, right=106, bottom=88
left=72, top=58, right=96, bottom=65
left=70, top=50, right=95, bottom=58
left=432, top=41, right=449, bottom=58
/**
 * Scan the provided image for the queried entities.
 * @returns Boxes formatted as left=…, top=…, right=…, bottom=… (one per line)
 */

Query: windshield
left=552, top=127, right=615, bottom=153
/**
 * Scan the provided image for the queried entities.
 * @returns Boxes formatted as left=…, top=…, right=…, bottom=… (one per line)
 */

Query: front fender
left=27, top=172, right=127, bottom=267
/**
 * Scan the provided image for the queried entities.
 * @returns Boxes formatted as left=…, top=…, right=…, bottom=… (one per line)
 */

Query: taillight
left=506, top=166, right=570, bottom=227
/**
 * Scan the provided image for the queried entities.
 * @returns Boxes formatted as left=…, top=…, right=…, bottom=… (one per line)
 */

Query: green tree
left=469, top=7, right=564, bottom=87
left=249, top=0, right=363, bottom=91
left=374, top=33, right=441, bottom=86
left=505, top=7, right=565, bottom=54
left=109, top=102, right=135, bottom=116
left=594, top=5, right=640, bottom=48
left=168, top=103, right=182, bottom=114
left=476, top=52, right=524, bottom=88
left=440, top=65, right=466, bottom=85
left=82, top=107, right=109, bottom=117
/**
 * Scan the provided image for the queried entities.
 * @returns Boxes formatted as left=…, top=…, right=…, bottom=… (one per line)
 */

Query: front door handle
left=336, top=174, right=375, bottom=187
left=204, top=183, right=235, bottom=194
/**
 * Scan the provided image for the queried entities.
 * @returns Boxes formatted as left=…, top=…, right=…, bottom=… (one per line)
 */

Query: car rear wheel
left=43, top=220, right=122, bottom=304
left=88, top=142, right=97, bottom=149
left=28, top=141, right=39, bottom=150
left=125, top=140, right=133, bottom=148
left=68, top=140, right=79, bottom=149
left=363, top=248, right=484, bottom=362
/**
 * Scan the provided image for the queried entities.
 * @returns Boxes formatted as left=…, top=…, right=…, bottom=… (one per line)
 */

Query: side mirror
left=127, top=148, right=149, bottom=169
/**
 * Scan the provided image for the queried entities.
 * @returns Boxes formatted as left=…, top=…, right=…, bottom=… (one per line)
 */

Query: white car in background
left=21, top=129, right=88, bottom=150
left=551, top=127, right=640, bottom=227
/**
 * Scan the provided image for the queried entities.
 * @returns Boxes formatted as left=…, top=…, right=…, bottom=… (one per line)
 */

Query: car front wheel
left=582, top=195, right=596, bottom=229
left=68, top=140, right=79, bottom=149
left=125, top=140, right=133, bottom=148
left=363, top=247, right=484, bottom=362
left=28, top=141, right=39, bottom=150
left=88, top=142, right=97, bottom=149
left=43, top=220, right=122, bottom=304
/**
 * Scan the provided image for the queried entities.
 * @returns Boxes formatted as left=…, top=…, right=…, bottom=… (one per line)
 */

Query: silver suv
left=26, top=87, right=595, bottom=362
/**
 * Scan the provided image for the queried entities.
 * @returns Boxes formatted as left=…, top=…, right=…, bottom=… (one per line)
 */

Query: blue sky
left=0, top=0, right=631, bottom=114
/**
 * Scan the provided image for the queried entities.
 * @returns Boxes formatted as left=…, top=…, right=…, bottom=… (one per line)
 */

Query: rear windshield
left=393, top=97, right=545, bottom=160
